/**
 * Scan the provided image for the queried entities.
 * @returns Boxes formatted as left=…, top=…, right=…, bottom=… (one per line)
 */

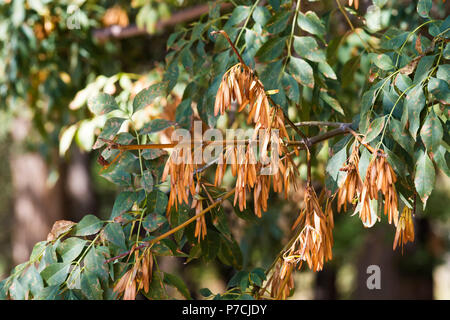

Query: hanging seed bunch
left=337, top=142, right=364, bottom=212
left=266, top=261, right=295, bottom=300
left=393, top=206, right=415, bottom=252
left=214, top=63, right=272, bottom=129
left=113, top=250, right=153, bottom=300
left=212, top=39, right=296, bottom=217
left=360, top=151, right=399, bottom=226
left=191, top=180, right=207, bottom=241
left=289, top=187, right=334, bottom=272
left=162, top=146, right=196, bottom=214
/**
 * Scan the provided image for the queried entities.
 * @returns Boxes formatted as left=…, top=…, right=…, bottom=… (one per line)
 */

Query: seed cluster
left=113, top=250, right=153, bottom=300
left=337, top=143, right=363, bottom=213
left=360, top=153, right=399, bottom=226
left=162, top=61, right=297, bottom=239
left=393, top=206, right=415, bottom=252
left=337, top=144, right=400, bottom=228
left=289, top=187, right=334, bottom=272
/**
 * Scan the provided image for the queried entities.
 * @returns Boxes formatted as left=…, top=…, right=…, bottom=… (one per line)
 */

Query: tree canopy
left=0, top=0, right=448, bottom=300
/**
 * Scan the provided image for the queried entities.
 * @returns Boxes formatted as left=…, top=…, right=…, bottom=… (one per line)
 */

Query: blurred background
left=0, top=0, right=448, bottom=299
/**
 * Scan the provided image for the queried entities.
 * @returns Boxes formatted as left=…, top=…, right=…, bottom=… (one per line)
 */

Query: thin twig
left=211, top=30, right=246, bottom=66
left=104, top=188, right=236, bottom=264
left=334, top=0, right=372, bottom=52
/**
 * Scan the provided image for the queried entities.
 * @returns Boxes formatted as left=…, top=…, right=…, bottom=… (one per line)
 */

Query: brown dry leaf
left=47, top=220, right=76, bottom=241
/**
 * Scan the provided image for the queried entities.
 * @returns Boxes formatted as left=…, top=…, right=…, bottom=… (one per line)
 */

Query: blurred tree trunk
left=9, top=118, right=97, bottom=264
left=354, top=220, right=434, bottom=299
left=314, top=265, right=337, bottom=299
left=62, top=147, right=97, bottom=221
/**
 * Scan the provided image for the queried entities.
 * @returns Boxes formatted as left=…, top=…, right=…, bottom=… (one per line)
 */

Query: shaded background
left=0, top=0, right=449, bottom=299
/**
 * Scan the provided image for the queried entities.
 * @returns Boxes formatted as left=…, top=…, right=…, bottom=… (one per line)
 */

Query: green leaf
left=22, top=265, right=44, bottom=298
left=266, top=11, right=290, bottom=34
left=326, top=146, right=347, bottom=191
left=384, top=147, right=408, bottom=179
left=255, top=36, right=287, bottom=62
left=163, top=61, right=179, bottom=93
left=252, top=6, right=271, bottom=26
left=341, top=56, right=360, bottom=88
left=143, top=212, right=167, bottom=233
left=227, top=5, right=250, bottom=26
left=57, top=238, right=86, bottom=263
left=217, top=237, right=243, bottom=270
left=318, top=62, right=337, bottom=80
left=80, top=271, right=104, bottom=300
left=436, top=64, right=449, bottom=83
left=59, top=124, right=78, bottom=156
left=211, top=207, right=230, bottom=237
left=175, top=98, right=193, bottom=130
left=140, top=119, right=174, bottom=135
left=103, top=223, right=127, bottom=250
left=389, top=118, right=414, bottom=155
left=417, top=0, right=432, bottom=18
left=84, top=248, right=109, bottom=282
left=404, top=85, right=426, bottom=140
left=228, top=270, right=248, bottom=288
left=199, top=288, right=213, bottom=297
left=200, top=230, right=221, bottom=262
left=40, top=263, right=71, bottom=286
left=73, top=215, right=103, bottom=236
left=394, top=74, right=412, bottom=92
left=293, top=36, right=326, bottom=62
left=414, top=150, right=436, bottom=209
left=444, top=43, right=450, bottom=60
left=93, top=117, right=126, bottom=149
left=428, top=77, right=450, bottom=103
left=320, top=91, right=344, bottom=115
left=9, top=278, right=26, bottom=300
left=143, top=270, right=166, bottom=299
left=371, top=54, right=394, bottom=70
left=282, top=72, right=300, bottom=103
left=147, top=190, right=169, bottom=215
left=33, top=285, right=60, bottom=300
left=249, top=272, right=263, bottom=287
left=434, top=145, right=450, bottom=177
left=297, top=11, right=326, bottom=37
left=142, top=170, right=154, bottom=193
left=111, top=191, right=137, bottom=219
left=29, top=241, right=47, bottom=262
left=359, top=147, right=371, bottom=180
left=364, top=117, right=385, bottom=143
left=87, top=93, right=119, bottom=115
left=142, top=148, right=167, bottom=161
left=373, top=0, right=388, bottom=7
left=420, top=109, right=443, bottom=153
left=133, top=82, right=166, bottom=113
left=288, top=57, right=314, bottom=88
left=100, top=167, right=132, bottom=187
left=163, top=272, right=192, bottom=300
left=413, top=55, right=435, bottom=84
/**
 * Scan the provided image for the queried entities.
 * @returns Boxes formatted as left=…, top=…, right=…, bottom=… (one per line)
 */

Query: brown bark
left=10, top=150, right=64, bottom=264
left=93, top=3, right=233, bottom=41
left=9, top=118, right=97, bottom=264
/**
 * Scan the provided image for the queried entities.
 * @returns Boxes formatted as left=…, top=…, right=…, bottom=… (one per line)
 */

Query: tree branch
left=93, top=3, right=233, bottom=41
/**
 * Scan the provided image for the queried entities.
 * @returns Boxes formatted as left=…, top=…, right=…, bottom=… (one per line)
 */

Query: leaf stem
left=104, top=188, right=236, bottom=264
